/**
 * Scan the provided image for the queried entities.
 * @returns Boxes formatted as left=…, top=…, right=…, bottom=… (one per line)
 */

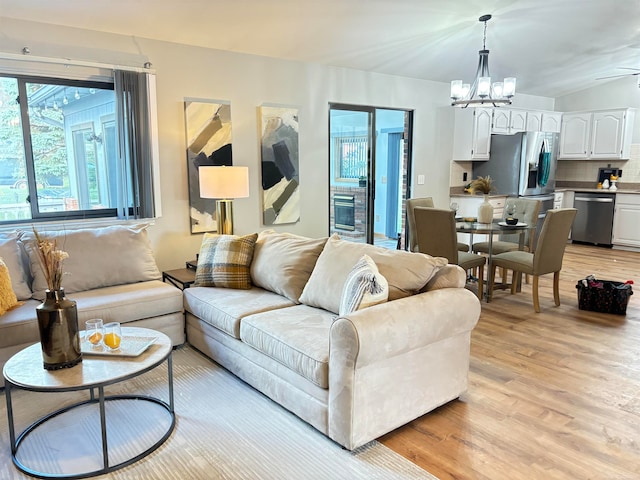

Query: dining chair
left=407, top=197, right=468, bottom=253
left=472, top=197, right=541, bottom=255
left=488, top=208, right=577, bottom=312
left=414, top=207, right=486, bottom=300
left=473, top=197, right=541, bottom=283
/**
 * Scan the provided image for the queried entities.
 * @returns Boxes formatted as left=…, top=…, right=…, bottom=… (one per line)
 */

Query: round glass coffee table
left=3, top=326, right=175, bottom=479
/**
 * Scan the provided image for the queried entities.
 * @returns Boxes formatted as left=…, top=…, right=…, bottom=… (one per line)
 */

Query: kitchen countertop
left=449, top=185, right=640, bottom=196
left=555, top=187, right=640, bottom=194
left=555, top=181, right=640, bottom=194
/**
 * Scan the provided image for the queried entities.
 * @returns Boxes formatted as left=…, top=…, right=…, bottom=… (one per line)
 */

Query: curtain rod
left=0, top=51, right=155, bottom=74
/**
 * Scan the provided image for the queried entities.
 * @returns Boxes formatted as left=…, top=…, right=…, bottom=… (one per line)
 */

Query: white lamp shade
left=199, top=166, right=249, bottom=199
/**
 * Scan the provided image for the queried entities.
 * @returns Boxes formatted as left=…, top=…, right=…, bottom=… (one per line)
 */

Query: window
left=0, top=71, right=156, bottom=224
left=333, top=134, right=368, bottom=181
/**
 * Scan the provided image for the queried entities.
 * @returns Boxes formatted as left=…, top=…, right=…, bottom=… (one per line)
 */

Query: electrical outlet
left=463, top=172, right=468, bottom=182
left=417, top=174, right=425, bottom=185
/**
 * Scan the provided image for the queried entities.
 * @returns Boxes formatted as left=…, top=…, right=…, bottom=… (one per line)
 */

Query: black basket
left=576, top=277, right=633, bottom=315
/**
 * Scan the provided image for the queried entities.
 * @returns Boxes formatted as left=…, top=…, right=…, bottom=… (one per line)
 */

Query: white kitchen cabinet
left=525, top=111, right=561, bottom=133
left=452, top=107, right=492, bottom=160
left=492, top=109, right=527, bottom=134
left=553, top=191, right=564, bottom=209
left=612, top=193, right=640, bottom=248
left=559, top=112, right=592, bottom=159
left=492, top=109, right=511, bottom=134
left=526, top=111, right=542, bottom=132
left=510, top=110, right=528, bottom=133
left=559, top=109, right=635, bottom=160
left=452, top=195, right=507, bottom=245
left=451, top=195, right=507, bottom=219
left=590, top=110, right=635, bottom=159
left=541, top=112, right=562, bottom=133
left=561, top=191, right=574, bottom=209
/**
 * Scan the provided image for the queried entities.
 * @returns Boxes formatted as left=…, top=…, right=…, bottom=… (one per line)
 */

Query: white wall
left=0, top=17, right=458, bottom=270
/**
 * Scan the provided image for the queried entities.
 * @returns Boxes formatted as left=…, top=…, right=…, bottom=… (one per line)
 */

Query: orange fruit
left=88, top=332, right=103, bottom=345
left=104, top=332, right=121, bottom=349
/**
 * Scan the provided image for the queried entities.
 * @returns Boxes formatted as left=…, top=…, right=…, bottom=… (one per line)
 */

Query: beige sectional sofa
left=0, top=224, right=185, bottom=373
left=185, top=231, right=481, bottom=450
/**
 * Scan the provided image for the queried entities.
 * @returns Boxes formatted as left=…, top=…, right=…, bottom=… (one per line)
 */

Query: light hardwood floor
left=380, top=243, right=639, bottom=480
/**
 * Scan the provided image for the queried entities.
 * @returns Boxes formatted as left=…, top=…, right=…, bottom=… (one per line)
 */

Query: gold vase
left=36, top=288, right=82, bottom=370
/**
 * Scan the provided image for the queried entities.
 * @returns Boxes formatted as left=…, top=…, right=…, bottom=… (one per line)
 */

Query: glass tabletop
left=455, top=218, right=535, bottom=233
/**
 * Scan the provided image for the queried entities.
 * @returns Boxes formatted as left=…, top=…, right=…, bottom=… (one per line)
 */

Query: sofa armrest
left=328, top=287, right=480, bottom=449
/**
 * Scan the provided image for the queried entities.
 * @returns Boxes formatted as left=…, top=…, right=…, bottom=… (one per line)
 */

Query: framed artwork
left=184, top=99, right=233, bottom=233
left=259, top=105, right=300, bottom=225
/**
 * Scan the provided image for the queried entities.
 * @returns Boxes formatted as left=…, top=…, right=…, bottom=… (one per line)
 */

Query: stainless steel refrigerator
left=472, top=131, right=559, bottom=242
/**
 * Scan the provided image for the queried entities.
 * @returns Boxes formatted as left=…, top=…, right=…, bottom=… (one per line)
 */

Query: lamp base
left=216, top=199, right=234, bottom=235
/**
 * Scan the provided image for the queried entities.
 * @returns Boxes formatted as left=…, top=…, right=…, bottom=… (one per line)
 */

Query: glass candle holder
left=103, top=322, right=122, bottom=351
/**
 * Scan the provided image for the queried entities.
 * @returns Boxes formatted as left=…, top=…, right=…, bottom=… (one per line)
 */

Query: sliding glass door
left=328, top=104, right=412, bottom=248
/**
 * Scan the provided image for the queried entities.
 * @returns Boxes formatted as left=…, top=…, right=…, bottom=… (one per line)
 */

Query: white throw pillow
left=0, top=232, right=32, bottom=301
left=299, top=234, right=447, bottom=314
left=339, top=255, right=388, bottom=316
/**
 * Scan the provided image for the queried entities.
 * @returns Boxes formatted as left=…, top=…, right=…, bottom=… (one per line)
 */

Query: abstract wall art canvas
left=185, top=100, right=233, bottom=233
left=259, top=105, right=300, bottom=225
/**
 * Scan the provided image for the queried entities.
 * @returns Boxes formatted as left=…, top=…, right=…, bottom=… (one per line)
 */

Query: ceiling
left=1, top=0, right=640, bottom=99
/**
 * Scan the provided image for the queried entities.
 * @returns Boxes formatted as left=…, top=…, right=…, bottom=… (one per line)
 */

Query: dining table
left=456, top=218, right=536, bottom=302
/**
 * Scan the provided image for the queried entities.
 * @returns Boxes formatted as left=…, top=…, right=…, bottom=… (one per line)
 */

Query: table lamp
left=199, top=166, right=249, bottom=234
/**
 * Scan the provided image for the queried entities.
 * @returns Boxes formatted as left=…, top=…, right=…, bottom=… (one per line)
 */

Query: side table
left=162, top=267, right=196, bottom=290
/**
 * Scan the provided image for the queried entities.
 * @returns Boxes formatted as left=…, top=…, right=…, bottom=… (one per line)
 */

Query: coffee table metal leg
left=167, top=354, right=174, bottom=412
left=99, top=386, right=109, bottom=469
left=5, top=381, right=16, bottom=455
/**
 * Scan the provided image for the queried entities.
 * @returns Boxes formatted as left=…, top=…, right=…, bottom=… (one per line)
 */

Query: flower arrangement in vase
left=470, top=176, right=496, bottom=224
left=33, top=228, right=82, bottom=370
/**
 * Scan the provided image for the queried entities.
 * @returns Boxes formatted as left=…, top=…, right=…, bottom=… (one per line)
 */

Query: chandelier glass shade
left=450, top=14, right=516, bottom=108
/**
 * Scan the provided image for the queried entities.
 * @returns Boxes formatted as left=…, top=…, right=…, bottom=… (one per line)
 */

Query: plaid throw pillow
left=194, top=233, right=259, bottom=289
left=339, top=254, right=389, bottom=316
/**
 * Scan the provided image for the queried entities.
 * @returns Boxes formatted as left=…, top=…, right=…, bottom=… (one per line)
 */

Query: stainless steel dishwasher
left=571, top=192, right=616, bottom=246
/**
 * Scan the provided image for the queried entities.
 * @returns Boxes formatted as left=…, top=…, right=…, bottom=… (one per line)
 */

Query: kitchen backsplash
left=450, top=144, right=640, bottom=189
left=555, top=144, right=640, bottom=186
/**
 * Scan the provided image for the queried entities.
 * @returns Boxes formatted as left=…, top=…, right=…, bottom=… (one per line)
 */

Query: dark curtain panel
left=114, top=70, right=155, bottom=219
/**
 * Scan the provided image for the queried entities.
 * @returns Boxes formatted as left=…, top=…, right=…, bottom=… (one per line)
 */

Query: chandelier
left=450, top=14, right=516, bottom=108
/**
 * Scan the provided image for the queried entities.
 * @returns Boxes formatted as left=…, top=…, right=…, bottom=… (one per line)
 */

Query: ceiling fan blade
left=596, top=72, right=640, bottom=80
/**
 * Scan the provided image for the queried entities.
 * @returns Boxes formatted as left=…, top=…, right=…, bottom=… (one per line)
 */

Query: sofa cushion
left=20, top=224, right=161, bottom=301
left=0, top=299, right=41, bottom=349
left=184, top=286, right=295, bottom=339
left=0, top=232, right=32, bottom=301
left=0, top=258, right=22, bottom=315
left=240, top=305, right=333, bottom=388
left=339, top=254, right=388, bottom=316
left=299, top=235, right=447, bottom=314
left=0, top=281, right=181, bottom=350
left=195, top=233, right=258, bottom=289
left=70, top=280, right=184, bottom=326
left=250, top=230, right=327, bottom=302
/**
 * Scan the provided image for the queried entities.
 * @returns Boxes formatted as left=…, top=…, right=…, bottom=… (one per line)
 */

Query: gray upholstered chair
left=472, top=197, right=542, bottom=255
left=488, top=208, right=577, bottom=312
left=407, top=197, right=468, bottom=253
left=414, top=207, right=486, bottom=300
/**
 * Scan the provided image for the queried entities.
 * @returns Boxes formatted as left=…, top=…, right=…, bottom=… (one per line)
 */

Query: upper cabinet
left=453, top=107, right=563, bottom=161
left=540, top=112, right=562, bottom=133
left=558, top=108, right=635, bottom=160
left=452, top=107, right=492, bottom=160
left=492, top=109, right=546, bottom=134
left=559, top=113, right=592, bottom=159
